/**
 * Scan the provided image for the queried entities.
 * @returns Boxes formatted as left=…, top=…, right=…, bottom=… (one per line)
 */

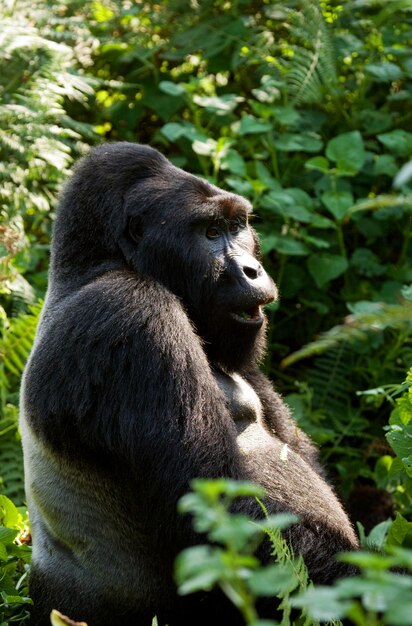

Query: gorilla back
left=20, top=143, right=358, bottom=626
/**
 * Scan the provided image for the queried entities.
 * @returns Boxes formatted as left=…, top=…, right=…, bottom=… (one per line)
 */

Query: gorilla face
left=122, top=171, right=277, bottom=372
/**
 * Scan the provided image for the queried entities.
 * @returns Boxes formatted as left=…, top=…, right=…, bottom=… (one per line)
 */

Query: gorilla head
left=53, top=143, right=277, bottom=372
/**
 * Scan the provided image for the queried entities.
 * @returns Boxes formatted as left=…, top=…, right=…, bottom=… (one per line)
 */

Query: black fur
left=20, top=143, right=358, bottom=626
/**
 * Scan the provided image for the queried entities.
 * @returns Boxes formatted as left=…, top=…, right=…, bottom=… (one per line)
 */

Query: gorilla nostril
left=243, top=264, right=261, bottom=280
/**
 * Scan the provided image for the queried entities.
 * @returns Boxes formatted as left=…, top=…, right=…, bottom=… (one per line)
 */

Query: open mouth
left=230, top=305, right=263, bottom=325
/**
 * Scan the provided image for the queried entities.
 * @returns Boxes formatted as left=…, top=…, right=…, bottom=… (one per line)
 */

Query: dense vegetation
left=0, top=0, right=411, bottom=624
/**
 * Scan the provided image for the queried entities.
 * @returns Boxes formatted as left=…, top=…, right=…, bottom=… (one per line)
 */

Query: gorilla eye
left=229, top=217, right=246, bottom=233
left=206, top=225, right=221, bottom=240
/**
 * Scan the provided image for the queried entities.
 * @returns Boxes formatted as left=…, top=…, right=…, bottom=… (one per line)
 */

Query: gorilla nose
left=229, top=251, right=276, bottom=300
left=238, top=253, right=277, bottom=302
left=242, top=260, right=262, bottom=280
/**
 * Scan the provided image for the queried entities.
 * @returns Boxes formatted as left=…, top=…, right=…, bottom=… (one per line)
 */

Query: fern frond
left=281, top=302, right=412, bottom=368
left=0, top=429, right=25, bottom=505
left=0, top=301, right=42, bottom=380
left=308, top=345, right=352, bottom=417
left=0, top=18, right=94, bottom=223
left=286, top=0, right=338, bottom=105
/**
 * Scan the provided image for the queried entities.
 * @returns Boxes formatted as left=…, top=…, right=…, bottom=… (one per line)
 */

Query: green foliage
left=0, top=497, right=31, bottom=625
left=176, top=479, right=310, bottom=625
left=0, top=0, right=411, bottom=623
left=292, top=547, right=412, bottom=626
left=291, top=371, right=412, bottom=625
left=286, top=0, right=338, bottom=106
left=0, top=302, right=41, bottom=505
left=0, top=302, right=42, bottom=385
left=0, top=408, right=25, bottom=507
left=0, top=0, right=95, bottom=317
left=377, top=368, right=412, bottom=520
left=0, top=300, right=42, bottom=485
left=176, top=472, right=412, bottom=626
left=281, top=301, right=412, bottom=368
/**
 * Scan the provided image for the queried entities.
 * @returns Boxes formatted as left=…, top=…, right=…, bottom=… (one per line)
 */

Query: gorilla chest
left=214, top=370, right=263, bottom=432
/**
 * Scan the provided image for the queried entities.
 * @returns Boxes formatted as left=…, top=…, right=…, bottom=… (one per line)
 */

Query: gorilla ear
left=128, top=215, right=143, bottom=243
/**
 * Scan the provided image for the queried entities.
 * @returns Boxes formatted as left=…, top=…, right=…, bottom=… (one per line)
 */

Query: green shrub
left=0, top=1, right=411, bottom=623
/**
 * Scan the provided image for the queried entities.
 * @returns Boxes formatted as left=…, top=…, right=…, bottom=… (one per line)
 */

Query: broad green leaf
left=387, top=513, right=412, bottom=547
left=261, top=234, right=309, bottom=256
left=274, top=133, right=322, bottom=153
left=378, top=130, right=412, bottom=157
left=292, top=587, right=351, bottom=620
left=210, top=515, right=260, bottom=551
left=256, top=513, right=299, bottom=531
left=0, top=527, right=18, bottom=545
left=282, top=205, right=312, bottom=222
left=193, top=94, right=243, bottom=114
left=221, top=151, right=246, bottom=176
left=272, top=105, right=301, bottom=126
left=336, top=576, right=412, bottom=617
left=300, top=232, right=330, bottom=249
left=189, top=478, right=263, bottom=500
left=394, top=395, right=412, bottom=426
left=385, top=598, right=412, bottom=626
left=358, top=109, right=393, bottom=133
left=261, top=190, right=312, bottom=221
left=159, top=81, right=186, bottom=96
left=192, top=138, right=217, bottom=156
left=261, top=188, right=313, bottom=211
left=322, top=190, right=354, bottom=221
left=0, top=496, right=19, bottom=527
left=175, top=546, right=223, bottom=594
left=3, top=594, right=31, bottom=605
left=307, top=254, right=348, bottom=288
left=326, top=131, right=366, bottom=175
left=305, top=156, right=330, bottom=172
left=226, top=177, right=254, bottom=195
left=374, top=153, right=398, bottom=177
left=161, top=122, right=206, bottom=143
left=386, top=423, right=412, bottom=464
left=141, top=79, right=184, bottom=120
left=235, top=115, right=272, bottom=135
left=250, top=100, right=276, bottom=118
left=340, top=551, right=397, bottom=570
left=364, top=520, right=393, bottom=551
left=365, top=62, right=403, bottom=82
left=160, top=122, right=187, bottom=141
left=310, top=214, right=336, bottom=229
left=249, top=562, right=298, bottom=596
left=255, top=161, right=281, bottom=190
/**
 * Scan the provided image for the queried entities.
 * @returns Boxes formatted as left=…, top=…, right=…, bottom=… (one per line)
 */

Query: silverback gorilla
left=20, top=143, right=358, bottom=626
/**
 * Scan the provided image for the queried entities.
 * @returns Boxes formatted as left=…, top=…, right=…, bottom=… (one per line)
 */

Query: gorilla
left=20, top=143, right=358, bottom=626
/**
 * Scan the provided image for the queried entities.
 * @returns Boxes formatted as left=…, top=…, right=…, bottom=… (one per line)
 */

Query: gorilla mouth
left=230, top=305, right=263, bottom=325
